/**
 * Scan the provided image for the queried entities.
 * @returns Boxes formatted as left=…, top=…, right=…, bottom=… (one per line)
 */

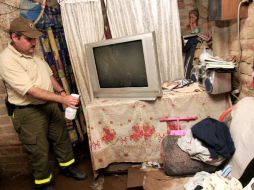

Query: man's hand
left=27, top=87, right=80, bottom=107
left=61, top=94, right=80, bottom=108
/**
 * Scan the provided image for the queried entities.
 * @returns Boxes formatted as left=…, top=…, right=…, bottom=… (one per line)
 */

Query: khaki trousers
left=12, top=103, right=74, bottom=185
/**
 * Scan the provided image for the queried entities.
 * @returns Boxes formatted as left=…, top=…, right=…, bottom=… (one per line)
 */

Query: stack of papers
left=202, top=55, right=236, bottom=70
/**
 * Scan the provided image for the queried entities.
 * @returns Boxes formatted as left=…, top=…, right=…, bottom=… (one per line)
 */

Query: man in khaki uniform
left=0, top=17, right=86, bottom=190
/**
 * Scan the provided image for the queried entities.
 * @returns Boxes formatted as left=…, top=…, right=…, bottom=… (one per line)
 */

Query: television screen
left=86, top=32, right=162, bottom=100
left=93, top=40, right=148, bottom=88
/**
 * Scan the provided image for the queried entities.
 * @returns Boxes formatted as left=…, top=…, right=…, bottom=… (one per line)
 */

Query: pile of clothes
left=162, top=117, right=235, bottom=176
left=184, top=166, right=243, bottom=190
left=177, top=118, right=235, bottom=167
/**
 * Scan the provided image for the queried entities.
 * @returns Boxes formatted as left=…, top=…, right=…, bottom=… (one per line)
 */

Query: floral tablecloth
left=85, top=85, right=231, bottom=173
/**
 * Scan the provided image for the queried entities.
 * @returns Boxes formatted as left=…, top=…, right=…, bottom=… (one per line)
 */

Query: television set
left=85, top=32, right=162, bottom=100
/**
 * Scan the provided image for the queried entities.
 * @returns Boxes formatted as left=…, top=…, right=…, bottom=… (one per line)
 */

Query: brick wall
left=0, top=0, right=30, bottom=176
left=0, top=80, right=30, bottom=176
left=229, top=3, right=254, bottom=98
left=179, top=0, right=254, bottom=99
left=212, top=3, right=254, bottom=99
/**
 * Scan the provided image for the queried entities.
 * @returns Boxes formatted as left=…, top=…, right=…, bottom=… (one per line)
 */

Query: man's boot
left=61, top=166, right=87, bottom=180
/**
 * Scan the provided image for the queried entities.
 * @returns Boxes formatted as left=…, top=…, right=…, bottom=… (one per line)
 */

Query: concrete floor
left=0, top=140, right=128, bottom=190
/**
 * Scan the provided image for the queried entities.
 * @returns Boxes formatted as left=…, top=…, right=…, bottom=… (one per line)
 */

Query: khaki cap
left=10, top=17, right=43, bottom=38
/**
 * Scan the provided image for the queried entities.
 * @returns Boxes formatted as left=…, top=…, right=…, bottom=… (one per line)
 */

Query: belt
left=15, top=103, right=48, bottom=109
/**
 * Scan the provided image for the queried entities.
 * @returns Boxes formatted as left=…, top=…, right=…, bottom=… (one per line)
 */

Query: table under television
left=85, top=84, right=231, bottom=175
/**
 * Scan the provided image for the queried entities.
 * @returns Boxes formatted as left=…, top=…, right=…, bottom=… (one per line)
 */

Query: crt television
left=85, top=32, right=162, bottom=100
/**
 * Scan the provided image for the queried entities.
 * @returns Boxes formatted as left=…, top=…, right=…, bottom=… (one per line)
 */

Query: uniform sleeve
left=0, top=59, right=34, bottom=96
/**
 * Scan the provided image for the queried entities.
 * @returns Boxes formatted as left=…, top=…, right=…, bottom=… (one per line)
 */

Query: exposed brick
left=21, top=147, right=28, bottom=154
left=0, top=105, right=7, bottom=115
left=0, top=133, right=20, bottom=146
left=0, top=82, right=6, bottom=94
left=1, top=163, right=30, bottom=176
left=0, top=148, right=58, bottom=176
left=0, top=122, right=13, bottom=129
left=178, top=0, right=185, bottom=9
left=0, top=116, right=12, bottom=126
left=0, top=126, right=16, bottom=133
left=226, top=0, right=254, bottom=100
left=0, top=1, right=31, bottom=177
left=0, top=145, right=29, bottom=176
left=0, top=156, right=29, bottom=164
left=0, top=146, right=24, bottom=156
left=185, top=2, right=194, bottom=7
left=239, top=62, right=253, bottom=76
left=0, top=98, right=5, bottom=104
left=240, top=86, right=254, bottom=99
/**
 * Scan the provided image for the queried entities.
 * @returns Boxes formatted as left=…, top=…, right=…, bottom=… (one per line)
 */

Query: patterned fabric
left=85, top=85, right=231, bottom=172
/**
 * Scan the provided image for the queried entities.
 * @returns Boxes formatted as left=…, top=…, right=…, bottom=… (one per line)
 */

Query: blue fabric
left=20, top=4, right=41, bottom=21
left=191, top=118, right=235, bottom=159
left=20, top=0, right=44, bottom=27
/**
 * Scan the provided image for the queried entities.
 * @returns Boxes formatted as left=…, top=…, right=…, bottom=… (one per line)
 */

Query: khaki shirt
left=0, top=43, right=54, bottom=105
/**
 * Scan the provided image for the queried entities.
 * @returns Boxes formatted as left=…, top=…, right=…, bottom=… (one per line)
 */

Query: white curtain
left=105, top=0, right=184, bottom=82
left=59, top=0, right=183, bottom=106
left=59, top=0, right=104, bottom=106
